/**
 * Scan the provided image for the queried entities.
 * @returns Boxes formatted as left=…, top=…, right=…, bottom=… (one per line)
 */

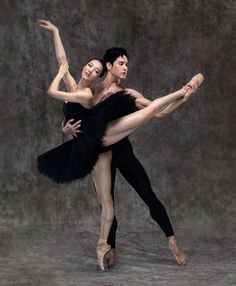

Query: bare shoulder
left=84, top=87, right=93, bottom=95
left=125, top=88, right=144, bottom=98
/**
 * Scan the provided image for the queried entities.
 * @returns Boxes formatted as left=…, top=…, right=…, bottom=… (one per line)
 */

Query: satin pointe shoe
left=96, top=241, right=111, bottom=271
left=184, top=73, right=204, bottom=92
left=182, top=73, right=204, bottom=101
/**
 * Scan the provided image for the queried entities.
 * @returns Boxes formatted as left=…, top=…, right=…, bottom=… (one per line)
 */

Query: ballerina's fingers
left=36, top=19, right=47, bottom=26
left=36, top=19, right=55, bottom=30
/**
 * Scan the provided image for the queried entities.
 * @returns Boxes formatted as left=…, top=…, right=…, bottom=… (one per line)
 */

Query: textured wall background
left=0, top=0, right=235, bottom=238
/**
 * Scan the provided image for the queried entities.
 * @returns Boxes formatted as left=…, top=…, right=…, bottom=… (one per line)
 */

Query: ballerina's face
left=107, top=55, right=128, bottom=80
left=81, top=60, right=103, bottom=82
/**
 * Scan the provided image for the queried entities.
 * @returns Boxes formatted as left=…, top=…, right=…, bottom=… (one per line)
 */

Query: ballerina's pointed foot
left=96, top=242, right=111, bottom=271
left=184, top=73, right=204, bottom=93
left=168, top=236, right=188, bottom=266
left=182, top=73, right=204, bottom=100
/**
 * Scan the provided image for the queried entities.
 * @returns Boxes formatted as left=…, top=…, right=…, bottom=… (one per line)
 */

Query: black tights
left=107, top=139, right=174, bottom=248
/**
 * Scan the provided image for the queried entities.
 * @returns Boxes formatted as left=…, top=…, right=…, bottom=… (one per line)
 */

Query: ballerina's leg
left=92, top=151, right=114, bottom=240
left=103, top=88, right=186, bottom=146
left=91, top=151, right=114, bottom=271
left=103, top=73, right=204, bottom=146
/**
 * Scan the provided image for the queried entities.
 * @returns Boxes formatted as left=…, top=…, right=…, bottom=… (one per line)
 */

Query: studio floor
left=1, top=225, right=235, bottom=286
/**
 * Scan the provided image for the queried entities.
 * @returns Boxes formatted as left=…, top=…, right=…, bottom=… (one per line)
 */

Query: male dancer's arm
left=127, top=88, right=192, bottom=118
left=62, top=119, right=82, bottom=137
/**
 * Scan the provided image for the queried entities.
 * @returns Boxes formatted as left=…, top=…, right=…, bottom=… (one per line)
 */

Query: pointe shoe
left=184, top=73, right=204, bottom=92
left=182, top=73, right=204, bottom=101
left=104, top=248, right=116, bottom=268
left=96, top=243, right=111, bottom=271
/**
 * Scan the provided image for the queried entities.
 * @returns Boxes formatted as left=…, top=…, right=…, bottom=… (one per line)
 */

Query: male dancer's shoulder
left=126, top=88, right=152, bottom=110
left=125, top=88, right=144, bottom=98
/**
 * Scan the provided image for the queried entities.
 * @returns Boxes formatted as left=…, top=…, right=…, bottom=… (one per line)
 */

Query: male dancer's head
left=103, top=47, right=129, bottom=81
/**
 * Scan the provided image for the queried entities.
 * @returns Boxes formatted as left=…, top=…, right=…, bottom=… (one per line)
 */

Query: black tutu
left=37, top=90, right=136, bottom=183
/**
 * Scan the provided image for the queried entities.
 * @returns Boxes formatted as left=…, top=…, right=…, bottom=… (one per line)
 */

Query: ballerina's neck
left=77, top=78, right=91, bottom=88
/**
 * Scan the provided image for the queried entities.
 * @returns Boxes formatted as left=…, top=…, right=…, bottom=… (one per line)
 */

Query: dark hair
left=86, top=58, right=106, bottom=77
left=103, top=47, right=129, bottom=65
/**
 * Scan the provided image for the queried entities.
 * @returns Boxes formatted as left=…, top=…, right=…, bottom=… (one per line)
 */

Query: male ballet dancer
left=64, top=47, right=199, bottom=267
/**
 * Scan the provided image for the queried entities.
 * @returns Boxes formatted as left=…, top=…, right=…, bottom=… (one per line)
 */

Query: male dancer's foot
left=168, top=236, right=188, bottom=266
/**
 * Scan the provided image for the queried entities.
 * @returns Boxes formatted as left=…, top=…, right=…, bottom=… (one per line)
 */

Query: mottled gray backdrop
left=0, top=0, right=235, bottom=240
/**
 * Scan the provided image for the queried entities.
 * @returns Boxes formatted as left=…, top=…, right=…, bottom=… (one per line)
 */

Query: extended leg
left=103, top=73, right=204, bottom=146
left=116, top=143, right=188, bottom=266
left=103, top=88, right=186, bottom=146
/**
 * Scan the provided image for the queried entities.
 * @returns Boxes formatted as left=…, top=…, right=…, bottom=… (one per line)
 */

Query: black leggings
left=107, top=138, right=174, bottom=248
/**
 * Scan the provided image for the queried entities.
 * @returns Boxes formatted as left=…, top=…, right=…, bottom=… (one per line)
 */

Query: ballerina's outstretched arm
left=37, top=19, right=78, bottom=92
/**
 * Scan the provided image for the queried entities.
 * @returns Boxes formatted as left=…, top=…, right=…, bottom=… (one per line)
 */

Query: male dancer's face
left=107, top=55, right=128, bottom=80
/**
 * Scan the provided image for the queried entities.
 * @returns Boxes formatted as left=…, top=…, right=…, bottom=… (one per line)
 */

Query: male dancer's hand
left=63, top=119, right=82, bottom=137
